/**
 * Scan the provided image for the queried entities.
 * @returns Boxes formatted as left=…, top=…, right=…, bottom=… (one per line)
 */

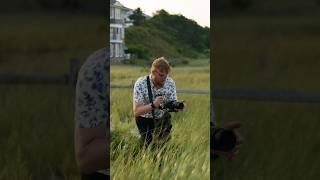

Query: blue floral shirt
left=74, top=47, right=109, bottom=128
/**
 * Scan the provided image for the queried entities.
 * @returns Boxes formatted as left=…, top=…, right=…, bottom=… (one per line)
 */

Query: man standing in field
left=133, top=57, right=181, bottom=146
left=74, top=47, right=109, bottom=180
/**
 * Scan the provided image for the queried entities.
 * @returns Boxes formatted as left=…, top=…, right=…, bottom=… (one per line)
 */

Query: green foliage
left=129, top=8, right=146, bottom=26
left=125, top=9, right=209, bottom=64
left=126, top=44, right=150, bottom=59
left=126, top=26, right=181, bottom=61
left=177, top=47, right=198, bottom=59
left=151, top=10, right=209, bottom=51
left=181, top=59, right=189, bottom=65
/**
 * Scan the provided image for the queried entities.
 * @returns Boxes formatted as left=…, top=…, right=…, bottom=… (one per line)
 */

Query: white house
left=110, top=0, right=151, bottom=62
left=110, top=0, right=130, bottom=62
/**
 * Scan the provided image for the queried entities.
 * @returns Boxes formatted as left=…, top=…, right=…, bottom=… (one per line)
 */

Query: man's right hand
left=75, top=128, right=108, bottom=174
left=153, top=96, right=164, bottom=108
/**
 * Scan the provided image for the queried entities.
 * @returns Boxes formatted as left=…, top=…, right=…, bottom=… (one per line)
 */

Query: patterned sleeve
left=74, top=48, right=108, bottom=128
left=133, top=77, right=145, bottom=103
left=167, top=78, right=177, bottom=101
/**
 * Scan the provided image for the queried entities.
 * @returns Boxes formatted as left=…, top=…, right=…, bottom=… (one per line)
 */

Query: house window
left=119, top=44, right=123, bottom=57
left=115, top=27, right=117, bottom=40
left=110, top=44, right=114, bottom=57
left=121, top=28, right=124, bottom=39
left=115, top=8, right=121, bottom=20
left=110, top=27, right=123, bottom=41
left=110, top=8, right=115, bottom=19
left=115, top=44, right=118, bottom=57
left=110, top=27, right=114, bottom=40
left=114, top=28, right=122, bottom=40
left=119, top=28, right=122, bottom=40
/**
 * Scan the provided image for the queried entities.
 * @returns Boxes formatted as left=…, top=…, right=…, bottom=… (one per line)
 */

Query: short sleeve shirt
left=74, top=47, right=109, bottom=128
left=133, top=74, right=177, bottom=119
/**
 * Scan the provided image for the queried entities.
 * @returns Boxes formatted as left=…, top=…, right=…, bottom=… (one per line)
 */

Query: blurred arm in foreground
left=74, top=48, right=109, bottom=179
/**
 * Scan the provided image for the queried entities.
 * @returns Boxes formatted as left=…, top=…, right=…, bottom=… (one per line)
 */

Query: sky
left=120, top=0, right=210, bottom=27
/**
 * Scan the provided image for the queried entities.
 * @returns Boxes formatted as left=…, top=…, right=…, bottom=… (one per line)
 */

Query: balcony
left=110, top=34, right=122, bottom=41
left=110, top=19, right=125, bottom=24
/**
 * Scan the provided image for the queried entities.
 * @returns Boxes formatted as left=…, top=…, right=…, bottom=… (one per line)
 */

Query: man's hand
left=75, top=128, right=108, bottom=174
left=212, top=122, right=243, bottom=160
left=153, top=96, right=164, bottom=108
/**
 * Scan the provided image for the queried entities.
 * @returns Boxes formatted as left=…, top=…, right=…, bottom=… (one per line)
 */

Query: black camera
left=155, top=94, right=184, bottom=112
left=161, top=100, right=184, bottom=112
left=212, top=128, right=237, bottom=152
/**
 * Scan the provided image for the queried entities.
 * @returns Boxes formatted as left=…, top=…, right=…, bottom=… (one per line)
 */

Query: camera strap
left=146, top=75, right=155, bottom=120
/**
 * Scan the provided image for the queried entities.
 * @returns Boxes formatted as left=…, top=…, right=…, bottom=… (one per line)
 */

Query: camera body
left=212, top=128, right=237, bottom=152
left=155, top=94, right=184, bottom=112
left=161, top=100, right=184, bottom=112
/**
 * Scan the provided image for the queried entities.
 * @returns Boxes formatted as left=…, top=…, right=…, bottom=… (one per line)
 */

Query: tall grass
left=0, top=13, right=106, bottom=180
left=213, top=15, right=320, bottom=179
left=111, top=65, right=210, bottom=179
left=214, top=99, right=320, bottom=179
left=0, top=85, right=79, bottom=180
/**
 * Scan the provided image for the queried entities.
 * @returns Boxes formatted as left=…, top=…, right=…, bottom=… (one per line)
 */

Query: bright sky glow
left=120, top=0, right=210, bottom=27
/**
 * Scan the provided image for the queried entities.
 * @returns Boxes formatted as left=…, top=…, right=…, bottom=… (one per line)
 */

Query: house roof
left=111, top=0, right=131, bottom=11
left=111, top=1, right=151, bottom=19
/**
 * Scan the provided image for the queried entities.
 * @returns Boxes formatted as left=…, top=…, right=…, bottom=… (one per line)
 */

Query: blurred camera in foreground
left=213, top=128, right=237, bottom=152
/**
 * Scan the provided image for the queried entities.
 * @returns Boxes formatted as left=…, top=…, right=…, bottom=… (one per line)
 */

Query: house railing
left=110, top=19, right=125, bottom=24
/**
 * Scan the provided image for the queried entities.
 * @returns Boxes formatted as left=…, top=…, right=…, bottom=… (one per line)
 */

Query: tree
left=129, top=8, right=146, bottom=26
left=126, top=45, right=150, bottom=59
left=150, top=10, right=209, bottom=52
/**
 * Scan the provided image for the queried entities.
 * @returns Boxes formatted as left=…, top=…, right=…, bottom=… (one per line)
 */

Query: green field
left=213, top=15, right=320, bottom=179
left=0, top=84, right=79, bottom=180
left=110, top=64, right=210, bottom=179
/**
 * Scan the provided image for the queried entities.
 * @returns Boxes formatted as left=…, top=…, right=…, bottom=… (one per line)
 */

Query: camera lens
left=176, top=102, right=184, bottom=109
left=213, top=129, right=236, bottom=152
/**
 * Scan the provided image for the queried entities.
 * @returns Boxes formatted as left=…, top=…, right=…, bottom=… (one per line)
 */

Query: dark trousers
left=136, top=116, right=172, bottom=147
left=136, top=116, right=155, bottom=146
left=81, top=172, right=109, bottom=180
